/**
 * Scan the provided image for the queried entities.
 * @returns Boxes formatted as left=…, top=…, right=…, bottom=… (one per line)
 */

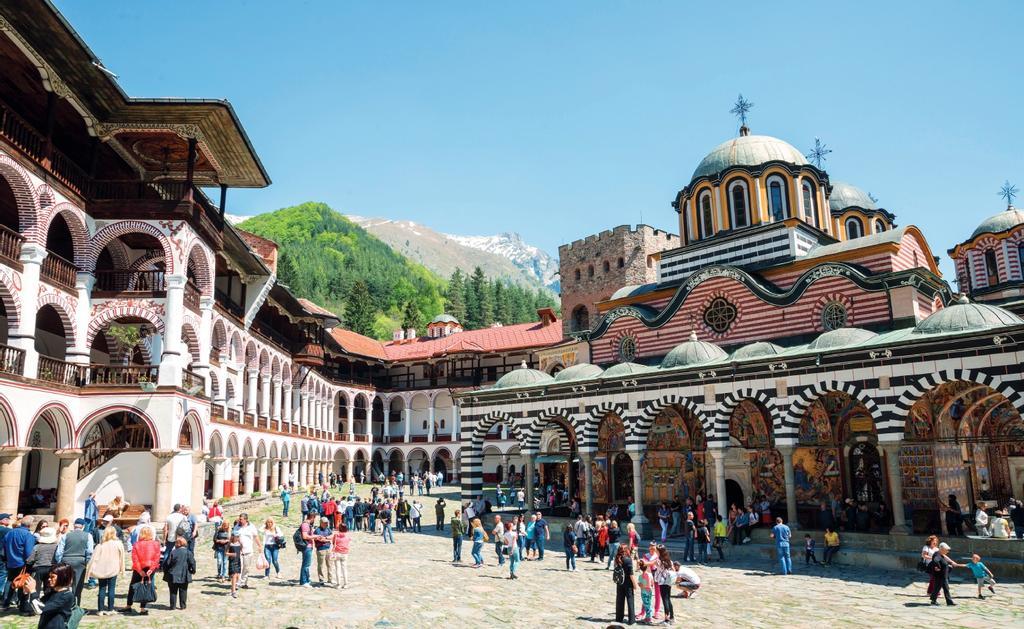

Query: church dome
left=732, top=341, right=784, bottom=360
left=553, top=363, right=604, bottom=382
left=430, top=314, right=460, bottom=325
left=492, top=363, right=554, bottom=390
left=970, top=207, right=1024, bottom=239
left=661, top=331, right=728, bottom=369
left=600, top=362, right=655, bottom=379
left=691, top=134, right=809, bottom=181
left=807, top=327, right=878, bottom=351
left=913, top=296, right=1023, bottom=335
left=829, top=181, right=877, bottom=211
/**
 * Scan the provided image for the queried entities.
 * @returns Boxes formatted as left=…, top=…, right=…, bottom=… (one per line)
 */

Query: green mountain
left=238, top=202, right=446, bottom=339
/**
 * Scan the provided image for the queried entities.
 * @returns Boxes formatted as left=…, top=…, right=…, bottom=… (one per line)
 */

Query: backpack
left=612, top=562, right=626, bottom=585
left=175, top=516, right=194, bottom=540
left=293, top=525, right=308, bottom=551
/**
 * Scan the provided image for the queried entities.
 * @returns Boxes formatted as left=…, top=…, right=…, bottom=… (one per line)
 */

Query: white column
left=158, top=275, right=186, bottom=387
left=881, top=442, right=911, bottom=535
left=215, top=353, right=228, bottom=406
left=300, top=392, right=309, bottom=429
left=403, top=407, right=411, bottom=442
left=383, top=406, right=390, bottom=440
left=327, top=401, right=335, bottom=437
left=10, top=244, right=46, bottom=378
left=193, top=295, right=214, bottom=396
left=67, top=272, right=94, bottom=365
left=710, top=448, right=727, bottom=525
left=346, top=399, right=355, bottom=439
left=245, top=368, right=258, bottom=415
left=211, top=457, right=225, bottom=499
left=427, top=406, right=435, bottom=442
left=453, top=404, right=461, bottom=440
left=778, top=445, right=798, bottom=528
left=272, top=378, right=282, bottom=422
left=283, top=385, right=293, bottom=424
left=260, top=375, right=272, bottom=419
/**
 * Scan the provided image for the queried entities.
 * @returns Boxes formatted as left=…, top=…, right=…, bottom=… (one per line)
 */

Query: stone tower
left=558, top=224, right=678, bottom=336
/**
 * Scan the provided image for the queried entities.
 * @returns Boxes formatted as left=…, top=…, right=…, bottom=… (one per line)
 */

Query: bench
left=98, top=503, right=150, bottom=528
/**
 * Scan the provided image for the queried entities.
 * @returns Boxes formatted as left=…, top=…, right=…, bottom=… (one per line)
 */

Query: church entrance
left=726, top=479, right=744, bottom=511
left=848, top=441, right=884, bottom=504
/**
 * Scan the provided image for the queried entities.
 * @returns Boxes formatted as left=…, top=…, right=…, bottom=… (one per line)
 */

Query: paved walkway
left=3, top=485, right=1023, bottom=627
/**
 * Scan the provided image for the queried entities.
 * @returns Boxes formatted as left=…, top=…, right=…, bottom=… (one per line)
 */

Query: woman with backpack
left=212, top=521, right=230, bottom=582
left=612, top=544, right=638, bottom=625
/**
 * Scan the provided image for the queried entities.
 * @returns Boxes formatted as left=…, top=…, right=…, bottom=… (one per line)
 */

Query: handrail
left=0, top=223, right=24, bottom=264
left=40, top=250, right=77, bottom=290
left=0, top=344, right=24, bottom=376
left=94, top=269, right=165, bottom=293
left=184, top=281, right=201, bottom=312
left=0, top=100, right=89, bottom=196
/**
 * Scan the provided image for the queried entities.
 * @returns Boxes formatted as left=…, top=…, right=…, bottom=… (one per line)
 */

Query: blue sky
left=58, top=1, right=1023, bottom=279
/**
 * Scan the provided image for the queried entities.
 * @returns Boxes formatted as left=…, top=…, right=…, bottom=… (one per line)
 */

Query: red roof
left=297, top=298, right=338, bottom=319
left=381, top=318, right=563, bottom=361
left=237, top=229, right=279, bottom=272
left=328, top=316, right=563, bottom=362
left=330, top=328, right=388, bottom=360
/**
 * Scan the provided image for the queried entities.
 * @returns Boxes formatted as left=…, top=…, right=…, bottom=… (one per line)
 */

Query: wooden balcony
left=40, top=251, right=77, bottom=291
left=86, top=364, right=158, bottom=387
left=36, top=356, right=86, bottom=386
left=94, top=269, right=165, bottom=295
left=184, top=281, right=201, bottom=313
left=89, top=181, right=224, bottom=250
left=0, top=99, right=89, bottom=197
left=0, top=224, right=24, bottom=268
left=227, top=408, right=240, bottom=421
left=211, top=404, right=224, bottom=419
left=0, top=344, right=24, bottom=377
left=182, top=368, right=205, bottom=396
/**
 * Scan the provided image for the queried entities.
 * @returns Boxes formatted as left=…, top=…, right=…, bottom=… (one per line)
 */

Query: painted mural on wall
left=792, top=447, right=842, bottom=505
left=730, top=400, right=771, bottom=449
left=899, top=444, right=937, bottom=509
left=591, top=457, right=609, bottom=504
left=643, top=407, right=705, bottom=502
left=598, top=413, right=627, bottom=452
left=612, top=452, right=634, bottom=503
left=748, top=449, right=783, bottom=500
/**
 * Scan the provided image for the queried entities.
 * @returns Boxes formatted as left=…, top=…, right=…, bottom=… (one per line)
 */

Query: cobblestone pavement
left=3, top=485, right=1023, bottom=627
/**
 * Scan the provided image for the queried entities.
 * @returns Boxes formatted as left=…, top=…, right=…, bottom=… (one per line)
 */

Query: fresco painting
left=730, top=400, right=771, bottom=449
left=748, top=449, right=784, bottom=500
left=899, top=443, right=937, bottom=508
left=792, top=447, right=842, bottom=505
left=598, top=413, right=626, bottom=452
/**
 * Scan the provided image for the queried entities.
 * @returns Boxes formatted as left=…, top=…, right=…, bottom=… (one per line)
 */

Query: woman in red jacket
left=125, top=525, right=161, bottom=615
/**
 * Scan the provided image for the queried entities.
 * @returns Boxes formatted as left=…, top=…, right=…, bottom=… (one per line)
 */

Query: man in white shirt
left=163, top=504, right=186, bottom=562
left=236, top=512, right=261, bottom=588
left=673, top=563, right=701, bottom=598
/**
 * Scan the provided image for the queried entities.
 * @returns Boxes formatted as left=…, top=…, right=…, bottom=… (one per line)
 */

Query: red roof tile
left=381, top=318, right=563, bottom=361
left=297, top=298, right=338, bottom=319
left=237, top=229, right=279, bottom=272
left=330, top=328, right=388, bottom=360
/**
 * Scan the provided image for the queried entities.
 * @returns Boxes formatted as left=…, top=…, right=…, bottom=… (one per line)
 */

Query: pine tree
left=471, top=267, right=494, bottom=327
left=276, top=249, right=298, bottom=287
left=464, top=272, right=481, bottom=329
left=345, top=280, right=376, bottom=336
left=445, top=269, right=468, bottom=322
left=401, top=300, right=422, bottom=331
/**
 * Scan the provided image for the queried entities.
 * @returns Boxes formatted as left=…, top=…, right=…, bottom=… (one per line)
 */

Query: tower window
left=571, top=305, right=589, bottom=332
left=698, top=190, right=714, bottom=238
left=574, top=269, right=581, bottom=282
left=845, top=217, right=864, bottom=239
left=617, top=257, right=624, bottom=269
left=603, top=260, right=610, bottom=273
left=588, top=265, right=594, bottom=278
left=728, top=180, right=749, bottom=229
left=767, top=176, right=788, bottom=222
left=985, top=249, right=1000, bottom=286
left=802, top=180, right=818, bottom=227
left=874, top=219, right=886, bottom=233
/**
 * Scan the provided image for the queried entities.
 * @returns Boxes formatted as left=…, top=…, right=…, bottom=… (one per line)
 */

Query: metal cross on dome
left=807, top=137, right=832, bottom=168
left=999, top=180, right=1018, bottom=208
left=729, top=94, right=754, bottom=127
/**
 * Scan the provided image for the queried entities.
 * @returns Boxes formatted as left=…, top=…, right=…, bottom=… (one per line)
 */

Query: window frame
left=801, top=179, right=818, bottom=227
left=727, top=179, right=750, bottom=229
left=766, top=174, right=788, bottom=222
left=698, top=190, right=715, bottom=239
left=845, top=216, right=864, bottom=239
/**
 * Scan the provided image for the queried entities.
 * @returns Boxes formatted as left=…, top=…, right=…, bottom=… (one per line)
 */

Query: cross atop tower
left=806, top=137, right=832, bottom=168
left=729, top=94, right=753, bottom=134
left=999, top=180, right=1018, bottom=209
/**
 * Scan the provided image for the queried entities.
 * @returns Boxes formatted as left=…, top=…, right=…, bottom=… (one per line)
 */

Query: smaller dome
left=600, top=362, right=655, bottom=379
left=829, top=181, right=877, bottom=211
left=808, top=327, right=878, bottom=351
left=492, top=362, right=554, bottom=390
left=429, top=314, right=460, bottom=325
left=610, top=285, right=643, bottom=300
left=971, top=207, right=1024, bottom=239
left=661, top=331, right=728, bottom=369
left=732, top=341, right=784, bottom=360
left=553, top=363, right=604, bottom=382
left=913, top=296, right=1023, bottom=335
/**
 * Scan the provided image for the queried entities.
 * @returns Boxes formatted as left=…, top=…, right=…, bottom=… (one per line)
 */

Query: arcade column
left=777, top=445, right=798, bottom=529
left=152, top=449, right=179, bottom=522
left=523, top=453, right=536, bottom=510
left=0, top=448, right=28, bottom=516
left=880, top=442, right=911, bottom=535
left=579, top=451, right=594, bottom=516
left=211, top=457, right=226, bottom=500
left=54, top=449, right=83, bottom=523
left=709, top=447, right=727, bottom=524
left=270, top=458, right=281, bottom=490
left=192, top=452, right=208, bottom=511
left=628, top=448, right=651, bottom=538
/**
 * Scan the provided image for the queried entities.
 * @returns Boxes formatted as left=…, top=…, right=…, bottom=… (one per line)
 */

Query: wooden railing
left=37, top=355, right=86, bottom=386
left=227, top=408, right=240, bottom=421
left=87, top=364, right=158, bottom=386
left=79, top=423, right=153, bottom=479
left=91, top=179, right=188, bottom=202
left=0, top=344, right=24, bottom=376
left=0, top=224, right=23, bottom=264
left=0, top=100, right=89, bottom=197
left=41, top=251, right=77, bottom=290
left=184, top=281, right=201, bottom=312
left=215, top=288, right=244, bottom=318
left=211, top=404, right=224, bottom=419
left=182, top=368, right=205, bottom=395
left=94, top=269, right=165, bottom=293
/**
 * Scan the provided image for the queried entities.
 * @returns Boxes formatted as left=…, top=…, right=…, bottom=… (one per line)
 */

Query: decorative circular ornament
left=703, top=297, right=737, bottom=334
left=821, top=301, right=848, bottom=331
left=617, top=334, right=638, bottom=362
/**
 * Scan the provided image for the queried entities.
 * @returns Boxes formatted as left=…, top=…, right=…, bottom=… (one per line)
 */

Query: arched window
left=574, top=268, right=581, bottom=282
left=728, top=180, right=750, bottom=229
left=845, top=217, right=864, bottom=239
left=1018, top=243, right=1024, bottom=280
left=617, top=257, right=624, bottom=269
left=603, top=260, right=610, bottom=273
left=985, top=249, right=1000, bottom=286
left=698, top=190, right=714, bottom=238
left=587, top=265, right=594, bottom=278
left=571, top=305, right=589, bottom=331
left=961, top=264, right=973, bottom=293
left=422, top=420, right=427, bottom=429
left=766, top=175, right=788, bottom=222
left=801, top=180, right=818, bottom=227
left=874, top=219, right=886, bottom=233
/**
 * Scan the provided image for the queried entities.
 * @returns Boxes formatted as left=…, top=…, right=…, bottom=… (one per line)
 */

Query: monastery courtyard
left=2, top=487, right=1018, bottom=628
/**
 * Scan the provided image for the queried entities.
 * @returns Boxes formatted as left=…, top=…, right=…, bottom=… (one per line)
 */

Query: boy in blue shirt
left=968, top=553, right=996, bottom=599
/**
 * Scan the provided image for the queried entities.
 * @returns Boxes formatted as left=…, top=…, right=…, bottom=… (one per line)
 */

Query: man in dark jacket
left=0, top=514, right=10, bottom=603
left=2, top=515, right=35, bottom=612
left=818, top=503, right=836, bottom=531
left=54, top=518, right=93, bottom=605
left=435, top=498, right=447, bottom=531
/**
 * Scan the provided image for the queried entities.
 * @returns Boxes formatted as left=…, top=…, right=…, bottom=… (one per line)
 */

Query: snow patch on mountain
left=446, top=232, right=559, bottom=290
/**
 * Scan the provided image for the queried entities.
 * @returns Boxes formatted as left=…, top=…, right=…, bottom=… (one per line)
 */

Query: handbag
left=10, top=567, right=28, bottom=590
left=67, top=605, right=86, bottom=629
left=130, top=576, right=157, bottom=604
left=276, top=535, right=287, bottom=550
